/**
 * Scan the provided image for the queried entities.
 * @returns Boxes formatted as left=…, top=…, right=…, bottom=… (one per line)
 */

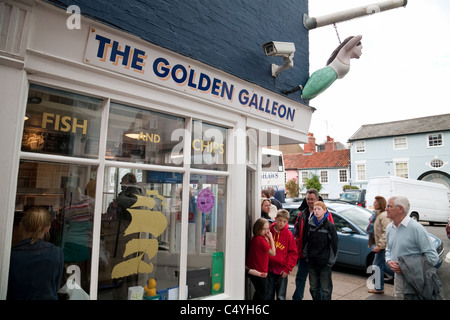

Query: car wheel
left=410, top=212, right=419, bottom=222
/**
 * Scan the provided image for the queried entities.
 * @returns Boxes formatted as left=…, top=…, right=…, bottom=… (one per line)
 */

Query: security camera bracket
left=271, top=53, right=294, bottom=78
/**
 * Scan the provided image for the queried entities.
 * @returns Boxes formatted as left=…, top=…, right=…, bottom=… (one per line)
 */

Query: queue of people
left=247, top=189, right=338, bottom=300
left=247, top=189, right=443, bottom=300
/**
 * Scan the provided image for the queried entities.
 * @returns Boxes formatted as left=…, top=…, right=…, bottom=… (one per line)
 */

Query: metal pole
left=304, top=0, right=408, bottom=30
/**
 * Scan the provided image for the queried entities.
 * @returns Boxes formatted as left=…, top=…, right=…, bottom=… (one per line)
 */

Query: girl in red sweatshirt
left=246, top=217, right=275, bottom=300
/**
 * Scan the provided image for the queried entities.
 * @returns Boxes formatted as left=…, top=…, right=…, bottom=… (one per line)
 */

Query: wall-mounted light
left=262, top=41, right=296, bottom=78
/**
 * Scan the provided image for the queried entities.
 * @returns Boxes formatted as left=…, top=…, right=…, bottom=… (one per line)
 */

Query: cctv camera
left=263, top=41, right=295, bottom=57
left=262, top=41, right=295, bottom=77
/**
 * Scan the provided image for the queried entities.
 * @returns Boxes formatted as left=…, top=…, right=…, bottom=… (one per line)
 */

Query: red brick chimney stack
left=324, top=135, right=336, bottom=151
left=304, top=132, right=316, bottom=154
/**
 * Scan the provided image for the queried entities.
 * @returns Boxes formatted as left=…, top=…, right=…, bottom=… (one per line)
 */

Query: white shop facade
left=0, top=1, right=312, bottom=300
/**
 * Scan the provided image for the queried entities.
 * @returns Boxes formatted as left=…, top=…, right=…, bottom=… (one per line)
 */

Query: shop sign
left=84, top=28, right=302, bottom=126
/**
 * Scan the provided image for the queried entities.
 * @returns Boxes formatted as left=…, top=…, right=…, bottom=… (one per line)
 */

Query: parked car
left=283, top=200, right=444, bottom=270
left=447, top=217, right=450, bottom=239
left=339, top=189, right=366, bottom=207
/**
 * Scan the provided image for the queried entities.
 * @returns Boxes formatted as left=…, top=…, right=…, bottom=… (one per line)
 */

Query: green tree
left=303, top=173, right=322, bottom=192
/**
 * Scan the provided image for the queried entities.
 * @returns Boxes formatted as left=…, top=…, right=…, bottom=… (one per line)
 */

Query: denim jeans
left=267, top=272, right=288, bottom=300
left=292, top=258, right=308, bottom=300
left=308, top=264, right=332, bottom=300
left=373, top=249, right=394, bottom=291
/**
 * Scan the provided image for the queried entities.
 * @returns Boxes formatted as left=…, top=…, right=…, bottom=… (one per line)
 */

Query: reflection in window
left=99, top=167, right=183, bottom=300
left=187, top=174, right=226, bottom=298
left=98, top=169, right=226, bottom=300
left=22, top=84, right=102, bottom=158
left=106, top=103, right=185, bottom=165
left=191, top=120, right=227, bottom=171
left=13, top=160, right=97, bottom=296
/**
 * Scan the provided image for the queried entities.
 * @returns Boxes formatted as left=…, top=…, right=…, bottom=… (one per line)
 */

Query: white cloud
left=306, top=0, right=450, bottom=144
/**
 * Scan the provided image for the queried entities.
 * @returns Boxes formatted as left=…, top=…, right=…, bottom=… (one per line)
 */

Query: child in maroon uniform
left=246, top=218, right=275, bottom=300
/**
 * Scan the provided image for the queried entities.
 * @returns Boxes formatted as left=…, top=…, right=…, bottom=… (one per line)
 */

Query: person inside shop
left=61, top=185, right=94, bottom=291
left=107, top=172, right=143, bottom=299
left=111, top=173, right=142, bottom=222
left=7, top=206, right=64, bottom=300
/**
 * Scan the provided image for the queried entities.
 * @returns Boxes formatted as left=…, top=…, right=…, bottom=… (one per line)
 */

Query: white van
left=366, top=176, right=450, bottom=225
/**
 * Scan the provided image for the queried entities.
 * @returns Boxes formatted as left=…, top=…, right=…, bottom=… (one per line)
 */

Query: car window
left=333, top=214, right=356, bottom=233
left=336, top=207, right=371, bottom=232
left=340, top=192, right=359, bottom=201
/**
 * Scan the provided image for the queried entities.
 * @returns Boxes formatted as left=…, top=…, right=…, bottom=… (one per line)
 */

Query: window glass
left=106, top=103, right=185, bottom=165
left=357, top=164, right=366, bottom=181
left=355, top=141, right=365, bottom=153
left=339, top=169, right=347, bottom=183
left=98, top=167, right=183, bottom=300
left=22, top=84, right=102, bottom=158
left=191, top=120, right=227, bottom=171
left=395, top=162, right=408, bottom=178
left=12, top=160, right=96, bottom=296
left=186, top=174, right=226, bottom=298
left=428, top=133, right=443, bottom=147
left=393, top=137, right=407, bottom=149
left=320, top=171, right=328, bottom=183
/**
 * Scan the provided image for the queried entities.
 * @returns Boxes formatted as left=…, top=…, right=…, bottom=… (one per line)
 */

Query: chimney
left=324, top=136, right=336, bottom=151
left=304, top=132, right=316, bottom=154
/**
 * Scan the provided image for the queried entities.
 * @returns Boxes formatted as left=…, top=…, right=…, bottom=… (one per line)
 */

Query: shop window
left=98, top=168, right=226, bottom=300
left=98, top=167, right=183, bottom=299
left=106, top=103, right=185, bottom=165
left=187, top=174, right=226, bottom=298
left=12, top=160, right=97, bottom=296
left=191, top=120, right=227, bottom=171
left=22, top=84, right=102, bottom=158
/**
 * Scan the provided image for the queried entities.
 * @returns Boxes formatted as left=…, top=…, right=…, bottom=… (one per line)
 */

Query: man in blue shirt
left=385, top=196, right=439, bottom=299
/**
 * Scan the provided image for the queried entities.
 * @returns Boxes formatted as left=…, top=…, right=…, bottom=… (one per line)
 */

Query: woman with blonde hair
left=8, top=207, right=64, bottom=300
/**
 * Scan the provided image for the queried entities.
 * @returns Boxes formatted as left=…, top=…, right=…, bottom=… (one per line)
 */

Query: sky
left=306, top=0, right=450, bottom=145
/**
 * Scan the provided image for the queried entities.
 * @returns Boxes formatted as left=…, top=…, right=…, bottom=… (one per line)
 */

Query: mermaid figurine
left=284, top=35, right=362, bottom=100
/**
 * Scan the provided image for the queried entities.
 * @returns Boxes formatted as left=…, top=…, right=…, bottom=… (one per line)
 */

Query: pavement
left=285, top=265, right=395, bottom=300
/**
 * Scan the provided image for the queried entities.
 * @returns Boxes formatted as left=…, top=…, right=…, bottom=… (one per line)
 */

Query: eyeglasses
left=386, top=205, right=398, bottom=209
